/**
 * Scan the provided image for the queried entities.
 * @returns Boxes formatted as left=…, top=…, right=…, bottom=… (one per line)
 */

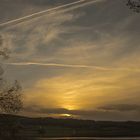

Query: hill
left=0, top=114, right=140, bottom=137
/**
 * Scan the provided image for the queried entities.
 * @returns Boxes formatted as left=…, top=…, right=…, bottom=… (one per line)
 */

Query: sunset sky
left=0, top=0, right=140, bottom=121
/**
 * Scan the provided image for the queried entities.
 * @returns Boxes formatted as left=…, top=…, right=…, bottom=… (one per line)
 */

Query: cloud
left=0, top=0, right=77, bottom=23
left=99, top=104, right=140, bottom=112
left=21, top=72, right=132, bottom=111
left=3, top=62, right=124, bottom=71
left=1, top=7, right=87, bottom=61
left=1, top=0, right=140, bottom=121
left=22, top=105, right=140, bottom=121
left=0, top=0, right=103, bottom=29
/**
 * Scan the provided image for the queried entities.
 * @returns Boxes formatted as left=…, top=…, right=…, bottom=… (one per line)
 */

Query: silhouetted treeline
left=0, top=114, right=140, bottom=138
left=127, top=0, right=140, bottom=13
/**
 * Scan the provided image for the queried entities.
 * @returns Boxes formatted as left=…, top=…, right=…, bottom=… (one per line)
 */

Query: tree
left=127, top=0, right=140, bottom=13
left=0, top=80, right=23, bottom=113
left=0, top=35, right=23, bottom=114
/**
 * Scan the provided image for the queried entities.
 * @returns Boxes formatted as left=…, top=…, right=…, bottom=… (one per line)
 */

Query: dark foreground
left=38, top=138, right=140, bottom=140
left=1, top=137, right=140, bottom=140
left=0, top=114, right=140, bottom=138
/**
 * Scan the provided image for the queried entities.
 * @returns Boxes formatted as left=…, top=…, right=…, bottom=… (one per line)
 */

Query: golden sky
left=1, top=0, right=140, bottom=120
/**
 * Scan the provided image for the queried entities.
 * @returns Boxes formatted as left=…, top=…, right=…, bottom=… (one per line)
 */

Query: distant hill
left=0, top=114, right=140, bottom=137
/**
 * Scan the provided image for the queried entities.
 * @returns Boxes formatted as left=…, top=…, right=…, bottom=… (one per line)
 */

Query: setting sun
left=1, top=0, right=140, bottom=122
left=61, top=114, right=72, bottom=117
left=1, top=0, right=140, bottom=138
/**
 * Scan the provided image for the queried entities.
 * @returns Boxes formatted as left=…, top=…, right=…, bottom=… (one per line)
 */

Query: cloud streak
left=1, top=0, right=140, bottom=120
left=5, top=62, right=140, bottom=72
left=23, top=105, right=140, bottom=121
left=5, top=62, right=111, bottom=70
left=0, top=0, right=103, bottom=29
left=99, top=104, right=140, bottom=112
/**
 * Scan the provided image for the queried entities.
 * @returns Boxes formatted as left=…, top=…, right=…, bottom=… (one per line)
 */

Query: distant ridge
left=0, top=114, right=140, bottom=137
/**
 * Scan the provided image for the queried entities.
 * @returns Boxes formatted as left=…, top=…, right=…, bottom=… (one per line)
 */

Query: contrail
left=5, top=62, right=111, bottom=71
left=0, top=0, right=102, bottom=29
left=5, top=62, right=140, bottom=72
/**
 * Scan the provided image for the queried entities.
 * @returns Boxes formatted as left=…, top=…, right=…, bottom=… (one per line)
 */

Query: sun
left=64, top=105, right=76, bottom=110
left=61, top=114, right=72, bottom=117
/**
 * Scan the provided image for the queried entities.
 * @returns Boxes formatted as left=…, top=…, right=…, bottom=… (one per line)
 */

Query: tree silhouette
left=0, top=80, right=23, bottom=113
left=0, top=35, right=23, bottom=114
left=127, top=0, right=140, bottom=12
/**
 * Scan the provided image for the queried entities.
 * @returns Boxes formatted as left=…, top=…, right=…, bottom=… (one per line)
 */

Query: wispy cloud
left=0, top=0, right=104, bottom=29
left=5, top=62, right=140, bottom=72
left=22, top=105, right=140, bottom=121
left=1, top=0, right=140, bottom=120
left=99, top=104, right=140, bottom=112
left=5, top=62, right=110, bottom=70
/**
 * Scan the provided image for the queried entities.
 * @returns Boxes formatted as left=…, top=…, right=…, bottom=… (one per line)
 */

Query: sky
left=0, top=0, right=140, bottom=121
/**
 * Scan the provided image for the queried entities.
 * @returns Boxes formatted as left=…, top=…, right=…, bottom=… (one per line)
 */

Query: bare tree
left=127, top=0, right=140, bottom=12
left=0, top=35, right=23, bottom=114
left=0, top=80, right=23, bottom=113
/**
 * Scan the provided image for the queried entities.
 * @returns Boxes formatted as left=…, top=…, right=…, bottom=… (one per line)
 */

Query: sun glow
left=61, top=114, right=72, bottom=117
left=62, top=104, right=77, bottom=110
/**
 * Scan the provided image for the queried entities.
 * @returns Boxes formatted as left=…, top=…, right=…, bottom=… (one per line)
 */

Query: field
left=0, top=114, right=140, bottom=138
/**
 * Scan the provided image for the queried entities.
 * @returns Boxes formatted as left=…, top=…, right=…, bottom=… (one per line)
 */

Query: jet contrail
left=0, top=0, right=102, bottom=29
left=5, top=62, right=111, bottom=71
left=5, top=62, right=140, bottom=72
